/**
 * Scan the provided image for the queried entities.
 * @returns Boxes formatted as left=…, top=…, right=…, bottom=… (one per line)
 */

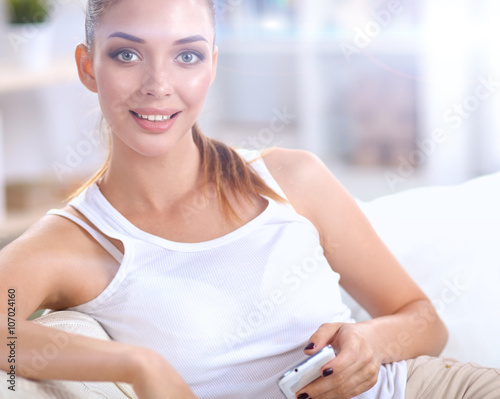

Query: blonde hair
left=70, top=0, right=286, bottom=221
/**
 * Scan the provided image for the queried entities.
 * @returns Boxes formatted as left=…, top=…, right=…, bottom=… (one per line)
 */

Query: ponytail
left=192, top=123, right=286, bottom=221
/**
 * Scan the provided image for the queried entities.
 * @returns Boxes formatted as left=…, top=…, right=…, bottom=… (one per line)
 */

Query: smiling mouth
left=130, top=111, right=180, bottom=122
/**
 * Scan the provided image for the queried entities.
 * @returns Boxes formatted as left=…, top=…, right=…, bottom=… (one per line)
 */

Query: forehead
left=95, top=0, right=213, bottom=43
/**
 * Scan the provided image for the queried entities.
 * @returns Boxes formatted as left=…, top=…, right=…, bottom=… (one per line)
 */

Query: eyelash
left=109, top=49, right=140, bottom=63
left=109, top=49, right=205, bottom=65
left=177, top=51, right=205, bottom=65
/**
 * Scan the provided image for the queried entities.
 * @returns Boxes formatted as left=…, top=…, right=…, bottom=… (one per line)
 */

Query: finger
left=303, top=323, right=344, bottom=354
left=296, top=338, right=379, bottom=399
left=294, top=356, right=357, bottom=399
left=322, top=353, right=379, bottom=399
left=295, top=360, right=378, bottom=399
left=327, top=324, right=378, bottom=374
left=327, top=331, right=363, bottom=372
left=317, top=364, right=380, bottom=399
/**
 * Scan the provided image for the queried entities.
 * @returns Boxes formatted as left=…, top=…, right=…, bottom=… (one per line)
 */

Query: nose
left=141, top=63, right=174, bottom=97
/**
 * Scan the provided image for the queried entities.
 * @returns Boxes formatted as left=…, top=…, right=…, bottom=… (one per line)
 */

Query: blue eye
left=111, top=49, right=140, bottom=62
left=177, top=51, right=203, bottom=64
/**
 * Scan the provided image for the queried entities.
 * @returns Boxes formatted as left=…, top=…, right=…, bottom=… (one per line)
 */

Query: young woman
left=1, top=0, right=499, bottom=398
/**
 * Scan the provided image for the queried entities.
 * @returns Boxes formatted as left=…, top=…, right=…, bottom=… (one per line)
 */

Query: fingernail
left=323, top=368, right=333, bottom=377
left=304, top=342, right=316, bottom=350
left=297, top=393, right=309, bottom=399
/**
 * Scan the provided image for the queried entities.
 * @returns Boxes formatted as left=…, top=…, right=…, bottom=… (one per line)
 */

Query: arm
left=0, top=215, right=197, bottom=399
left=0, top=317, right=196, bottom=399
left=302, top=153, right=447, bottom=361
left=262, top=148, right=448, bottom=397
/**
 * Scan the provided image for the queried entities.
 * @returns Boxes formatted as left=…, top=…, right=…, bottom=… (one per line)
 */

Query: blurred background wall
left=1, top=0, right=500, bottom=243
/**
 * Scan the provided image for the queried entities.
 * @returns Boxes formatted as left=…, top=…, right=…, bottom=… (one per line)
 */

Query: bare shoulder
left=260, top=147, right=348, bottom=224
left=0, top=206, right=119, bottom=318
left=260, top=147, right=325, bottom=194
left=260, top=147, right=324, bottom=178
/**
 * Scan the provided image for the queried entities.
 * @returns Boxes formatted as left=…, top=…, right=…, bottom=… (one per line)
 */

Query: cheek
left=95, top=65, right=138, bottom=122
left=179, top=69, right=213, bottom=107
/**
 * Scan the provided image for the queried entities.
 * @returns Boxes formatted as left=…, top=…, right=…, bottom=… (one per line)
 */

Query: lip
left=130, top=109, right=181, bottom=133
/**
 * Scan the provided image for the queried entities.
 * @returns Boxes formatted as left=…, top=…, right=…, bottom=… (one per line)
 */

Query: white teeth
left=136, top=113, right=176, bottom=122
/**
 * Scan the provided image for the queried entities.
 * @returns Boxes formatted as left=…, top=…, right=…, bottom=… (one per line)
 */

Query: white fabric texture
left=38, top=148, right=405, bottom=399
left=352, top=171, right=500, bottom=368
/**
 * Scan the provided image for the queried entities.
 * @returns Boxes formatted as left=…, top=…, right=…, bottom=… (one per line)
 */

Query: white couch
left=352, top=170, right=500, bottom=368
left=4, top=171, right=500, bottom=398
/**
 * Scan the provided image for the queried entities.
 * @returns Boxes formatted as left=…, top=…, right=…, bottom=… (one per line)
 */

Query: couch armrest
left=0, top=311, right=138, bottom=399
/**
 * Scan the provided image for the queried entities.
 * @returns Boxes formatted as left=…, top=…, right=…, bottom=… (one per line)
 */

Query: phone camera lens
left=295, top=369, right=298, bottom=372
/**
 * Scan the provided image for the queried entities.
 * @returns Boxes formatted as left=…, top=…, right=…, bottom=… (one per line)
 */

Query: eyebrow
left=108, top=32, right=145, bottom=43
left=108, top=32, right=208, bottom=46
left=173, top=35, right=208, bottom=45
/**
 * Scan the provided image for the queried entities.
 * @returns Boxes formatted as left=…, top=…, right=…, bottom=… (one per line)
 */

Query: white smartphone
left=277, top=345, right=336, bottom=399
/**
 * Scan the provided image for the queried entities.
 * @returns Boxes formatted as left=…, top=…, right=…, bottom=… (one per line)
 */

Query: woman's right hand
left=131, top=348, right=198, bottom=399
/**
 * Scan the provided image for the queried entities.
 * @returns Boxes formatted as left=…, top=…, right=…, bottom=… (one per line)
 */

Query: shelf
left=0, top=55, right=80, bottom=222
left=0, top=56, right=78, bottom=95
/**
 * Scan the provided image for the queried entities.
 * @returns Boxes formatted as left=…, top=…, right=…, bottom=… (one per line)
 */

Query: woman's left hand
left=295, top=322, right=382, bottom=399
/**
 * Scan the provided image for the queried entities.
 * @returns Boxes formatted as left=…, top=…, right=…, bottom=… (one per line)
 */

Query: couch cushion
left=348, top=171, right=500, bottom=368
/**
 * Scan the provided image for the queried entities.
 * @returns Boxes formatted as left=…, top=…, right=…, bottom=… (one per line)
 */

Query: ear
left=75, top=43, right=98, bottom=93
left=209, top=45, right=218, bottom=87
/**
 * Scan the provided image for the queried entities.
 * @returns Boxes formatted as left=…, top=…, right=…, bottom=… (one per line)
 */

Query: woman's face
left=84, top=0, right=217, bottom=158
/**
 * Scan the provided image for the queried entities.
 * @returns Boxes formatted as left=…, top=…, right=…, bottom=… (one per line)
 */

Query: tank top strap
left=236, top=148, right=289, bottom=201
left=67, top=183, right=135, bottom=239
left=46, top=209, right=124, bottom=264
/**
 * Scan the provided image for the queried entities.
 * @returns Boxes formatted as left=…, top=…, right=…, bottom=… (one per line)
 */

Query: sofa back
left=351, top=171, right=500, bottom=367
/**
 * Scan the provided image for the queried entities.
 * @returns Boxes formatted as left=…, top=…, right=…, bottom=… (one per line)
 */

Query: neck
left=99, top=133, right=203, bottom=213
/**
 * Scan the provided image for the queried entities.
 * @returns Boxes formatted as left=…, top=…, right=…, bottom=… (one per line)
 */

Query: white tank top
left=47, top=148, right=406, bottom=398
